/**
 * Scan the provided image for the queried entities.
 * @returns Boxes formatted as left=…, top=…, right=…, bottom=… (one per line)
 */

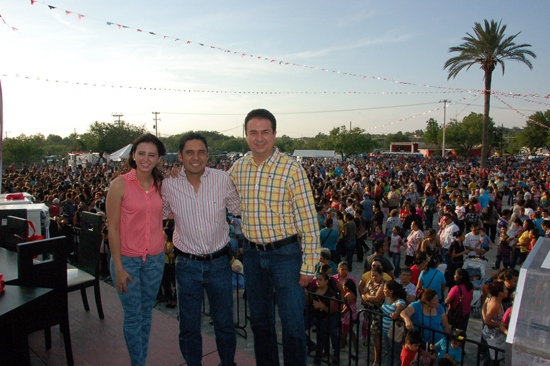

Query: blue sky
left=1, top=0, right=548, bottom=145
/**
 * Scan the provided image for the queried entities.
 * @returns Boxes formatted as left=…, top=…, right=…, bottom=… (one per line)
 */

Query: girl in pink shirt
left=107, top=134, right=166, bottom=366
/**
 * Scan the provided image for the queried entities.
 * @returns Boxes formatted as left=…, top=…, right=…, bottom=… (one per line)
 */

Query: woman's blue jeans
left=110, top=252, right=165, bottom=366
left=243, top=240, right=307, bottom=366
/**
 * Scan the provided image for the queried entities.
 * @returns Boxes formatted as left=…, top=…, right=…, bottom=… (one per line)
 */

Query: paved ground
left=146, top=201, right=511, bottom=365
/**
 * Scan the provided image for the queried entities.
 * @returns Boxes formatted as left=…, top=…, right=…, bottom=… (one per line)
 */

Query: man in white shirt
left=464, top=224, right=485, bottom=258
left=439, top=214, right=459, bottom=263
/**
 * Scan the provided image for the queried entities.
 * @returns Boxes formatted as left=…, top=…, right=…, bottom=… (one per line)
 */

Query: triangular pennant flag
left=117, top=24, right=122, bottom=29
left=31, top=0, right=36, bottom=4
left=65, top=11, right=72, bottom=15
left=137, top=29, right=142, bottom=32
left=107, top=22, right=113, bottom=26
left=149, top=32, right=156, bottom=35
left=12, top=27, right=18, bottom=31
left=48, top=5, right=56, bottom=9
left=78, top=14, right=85, bottom=20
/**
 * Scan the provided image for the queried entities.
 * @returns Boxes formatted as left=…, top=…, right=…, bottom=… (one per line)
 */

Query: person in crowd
left=107, top=133, right=167, bottom=366
left=440, top=214, right=460, bottom=262
left=421, top=228, right=441, bottom=257
left=494, top=226, right=512, bottom=270
left=314, top=249, right=338, bottom=276
left=360, top=267, right=386, bottom=364
left=340, top=278, right=358, bottom=352
left=388, top=226, right=404, bottom=277
left=320, top=217, right=340, bottom=263
left=401, top=330, right=436, bottom=366
left=363, top=239, right=395, bottom=278
left=354, top=208, right=370, bottom=263
left=396, top=267, right=417, bottom=304
left=401, top=289, right=451, bottom=346
left=482, top=282, right=508, bottom=358
left=501, top=269, right=519, bottom=311
left=429, top=329, right=465, bottom=365
left=162, top=220, right=177, bottom=308
left=445, top=268, right=474, bottom=332
left=417, top=255, right=446, bottom=302
left=405, top=221, right=424, bottom=267
left=228, top=109, right=320, bottom=366
left=381, top=280, right=407, bottom=366
left=464, top=224, right=486, bottom=258
left=162, top=132, right=241, bottom=366
left=342, top=213, right=357, bottom=271
left=308, top=272, right=337, bottom=366
left=410, top=251, right=428, bottom=286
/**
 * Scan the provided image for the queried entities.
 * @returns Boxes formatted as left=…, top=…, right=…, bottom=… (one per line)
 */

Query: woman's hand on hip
left=115, top=268, right=134, bottom=294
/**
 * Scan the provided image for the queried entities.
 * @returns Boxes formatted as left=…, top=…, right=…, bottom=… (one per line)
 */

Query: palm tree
left=444, top=19, right=536, bottom=167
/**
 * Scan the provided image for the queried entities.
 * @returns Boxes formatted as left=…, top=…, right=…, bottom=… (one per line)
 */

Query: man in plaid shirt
left=229, top=109, right=320, bottom=366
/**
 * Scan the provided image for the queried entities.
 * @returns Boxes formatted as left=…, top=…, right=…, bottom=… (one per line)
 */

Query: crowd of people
left=2, top=130, right=548, bottom=365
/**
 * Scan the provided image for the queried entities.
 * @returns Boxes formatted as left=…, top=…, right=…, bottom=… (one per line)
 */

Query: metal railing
left=201, top=271, right=249, bottom=339
left=349, top=307, right=506, bottom=366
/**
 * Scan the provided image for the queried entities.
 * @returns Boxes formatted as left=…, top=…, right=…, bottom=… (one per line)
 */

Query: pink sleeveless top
left=120, top=169, right=164, bottom=260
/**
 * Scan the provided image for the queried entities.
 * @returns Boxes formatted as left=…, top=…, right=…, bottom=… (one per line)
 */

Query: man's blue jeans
left=110, top=252, right=164, bottom=366
left=176, top=253, right=236, bottom=366
left=243, top=240, right=307, bottom=366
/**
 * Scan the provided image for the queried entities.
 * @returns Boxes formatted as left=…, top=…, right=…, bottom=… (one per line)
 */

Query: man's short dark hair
left=244, top=109, right=276, bottom=133
left=374, top=240, right=385, bottom=253
left=179, top=132, right=208, bottom=153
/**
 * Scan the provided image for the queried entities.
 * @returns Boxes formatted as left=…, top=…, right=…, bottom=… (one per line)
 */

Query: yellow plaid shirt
left=228, top=148, right=320, bottom=275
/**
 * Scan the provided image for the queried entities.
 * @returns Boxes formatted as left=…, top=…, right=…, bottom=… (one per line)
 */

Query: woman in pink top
left=445, top=268, right=474, bottom=332
left=107, top=133, right=166, bottom=366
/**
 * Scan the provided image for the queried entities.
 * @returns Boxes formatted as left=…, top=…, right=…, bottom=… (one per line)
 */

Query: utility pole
left=112, top=113, right=123, bottom=126
left=439, top=99, right=451, bottom=158
left=152, top=112, right=160, bottom=137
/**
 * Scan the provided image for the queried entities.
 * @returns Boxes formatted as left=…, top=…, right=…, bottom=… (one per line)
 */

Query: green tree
left=320, top=126, right=375, bottom=157
left=423, top=118, right=441, bottom=146
left=303, top=133, right=328, bottom=150
left=88, top=121, right=147, bottom=153
left=516, top=110, right=550, bottom=155
left=445, top=112, right=495, bottom=156
left=444, top=19, right=536, bottom=167
left=3, top=134, right=46, bottom=165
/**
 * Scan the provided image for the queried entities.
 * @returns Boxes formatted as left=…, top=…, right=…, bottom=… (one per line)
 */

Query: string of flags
left=494, top=95, right=550, bottom=129
left=361, top=93, right=482, bottom=132
left=0, top=72, right=476, bottom=96
left=500, top=93, right=550, bottom=108
left=0, top=13, right=18, bottom=31
left=25, top=0, right=548, bottom=99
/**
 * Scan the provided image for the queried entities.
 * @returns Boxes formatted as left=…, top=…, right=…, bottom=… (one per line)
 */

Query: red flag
left=137, top=29, right=142, bottom=32
left=65, top=11, right=72, bottom=15
left=78, top=14, right=85, bottom=20
left=31, top=0, right=36, bottom=4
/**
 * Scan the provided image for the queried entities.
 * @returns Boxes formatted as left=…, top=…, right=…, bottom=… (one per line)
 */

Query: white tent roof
left=292, top=150, right=335, bottom=158
left=110, top=144, right=132, bottom=161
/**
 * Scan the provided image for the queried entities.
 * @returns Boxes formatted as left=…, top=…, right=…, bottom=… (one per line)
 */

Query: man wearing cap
left=162, top=132, right=241, bottom=366
left=228, top=109, right=320, bottom=366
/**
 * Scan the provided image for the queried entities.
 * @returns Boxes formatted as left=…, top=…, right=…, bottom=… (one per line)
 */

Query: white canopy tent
left=109, top=144, right=132, bottom=161
left=292, top=150, right=336, bottom=158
